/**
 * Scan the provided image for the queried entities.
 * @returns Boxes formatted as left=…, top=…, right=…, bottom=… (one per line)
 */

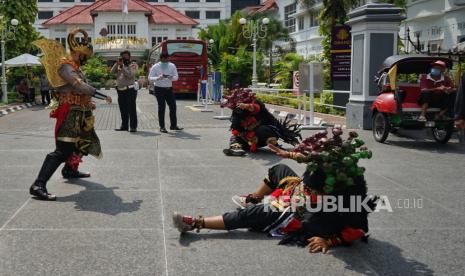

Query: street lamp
left=1, top=9, right=19, bottom=103
left=239, top=17, right=269, bottom=87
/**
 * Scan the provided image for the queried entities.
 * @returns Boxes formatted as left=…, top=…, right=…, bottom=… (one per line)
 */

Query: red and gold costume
left=29, top=29, right=110, bottom=201
left=222, top=88, right=301, bottom=156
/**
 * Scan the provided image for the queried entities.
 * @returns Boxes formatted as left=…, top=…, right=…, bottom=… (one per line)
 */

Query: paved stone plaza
left=0, top=90, right=464, bottom=275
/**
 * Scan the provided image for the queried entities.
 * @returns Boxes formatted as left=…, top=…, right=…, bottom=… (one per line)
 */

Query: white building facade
left=35, top=0, right=232, bottom=38
left=40, top=0, right=199, bottom=60
left=400, top=0, right=465, bottom=53
left=274, top=0, right=324, bottom=57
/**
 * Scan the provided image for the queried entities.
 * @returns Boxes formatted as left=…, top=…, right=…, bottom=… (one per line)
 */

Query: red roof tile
left=43, top=0, right=198, bottom=26
left=92, top=0, right=151, bottom=13
left=250, top=0, right=277, bottom=15
left=148, top=4, right=198, bottom=25
left=42, top=5, right=93, bottom=25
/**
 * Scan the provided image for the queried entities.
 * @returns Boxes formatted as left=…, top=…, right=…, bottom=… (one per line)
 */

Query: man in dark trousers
left=455, top=72, right=465, bottom=130
left=40, top=74, right=51, bottom=105
left=111, top=50, right=138, bottom=132
left=148, top=53, right=183, bottom=133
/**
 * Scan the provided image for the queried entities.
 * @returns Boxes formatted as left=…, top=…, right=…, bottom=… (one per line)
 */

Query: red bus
left=148, top=39, right=207, bottom=94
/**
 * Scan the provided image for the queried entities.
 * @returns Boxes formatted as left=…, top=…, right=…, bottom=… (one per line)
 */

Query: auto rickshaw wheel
left=373, top=112, right=390, bottom=143
left=431, top=126, right=453, bottom=144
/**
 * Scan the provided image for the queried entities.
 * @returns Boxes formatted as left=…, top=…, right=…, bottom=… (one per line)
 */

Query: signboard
left=293, top=71, right=300, bottom=95
left=299, top=62, right=324, bottom=94
left=331, top=25, right=352, bottom=81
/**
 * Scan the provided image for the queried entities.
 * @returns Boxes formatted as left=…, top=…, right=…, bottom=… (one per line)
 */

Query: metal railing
left=249, top=87, right=349, bottom=128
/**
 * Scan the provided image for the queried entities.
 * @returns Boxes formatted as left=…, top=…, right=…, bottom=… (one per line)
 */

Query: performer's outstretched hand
left=106, top=96, right=112, bottom=104
left=268, top=144, right=289, bottom=158
left=307, top=237, right=331, bottom=254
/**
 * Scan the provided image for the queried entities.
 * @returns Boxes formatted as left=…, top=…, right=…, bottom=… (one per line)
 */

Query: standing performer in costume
left=173, top=127, right=378, bottom=253
left=30, top=29, right=112, bottom=201
left=221, top=87, right=301, bottom=156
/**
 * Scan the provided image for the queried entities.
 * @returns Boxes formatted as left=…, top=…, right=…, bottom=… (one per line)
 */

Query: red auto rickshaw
left=372, top=55, right=456, bottom=144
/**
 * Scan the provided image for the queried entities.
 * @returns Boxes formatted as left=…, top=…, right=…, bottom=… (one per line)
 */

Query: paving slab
left=0, top=89, right=464, bottom=275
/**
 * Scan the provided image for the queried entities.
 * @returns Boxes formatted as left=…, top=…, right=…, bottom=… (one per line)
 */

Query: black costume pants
left=35, top=141, right=75, bottom=186
left=41, top=89, right=51, bottom=105
left=229, top=125, right=278, bottom=149
left=223, top=164, right=297, bottom=230
left=154, top=86, right=177, bottom=128
left=117, top=88, right=138, bottom=130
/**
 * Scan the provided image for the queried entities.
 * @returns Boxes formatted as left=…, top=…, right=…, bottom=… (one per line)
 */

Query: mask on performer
left=68, top=28, right=93, bottom=64
left=79, top=55, right=88, bottom=66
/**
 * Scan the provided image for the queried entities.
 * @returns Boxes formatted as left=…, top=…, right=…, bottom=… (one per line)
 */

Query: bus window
left=167, top=42, right=203, bottom=56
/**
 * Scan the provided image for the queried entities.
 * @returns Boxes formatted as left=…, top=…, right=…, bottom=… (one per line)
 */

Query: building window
left=429, top=41, right=441, bottom=52
left=458, top=22, right=465, bottom=30
left=146, top=0, right=158, bottom=2
left=177, top=37, right=188, bottom=40
left=55, top=37, right=66, bottom=48
left=185, top=0, right=200, bottom=2
left=431, top=26, right=443, bottom=37
left=206, top=0, right=221, bottom=2
left=152, top=36, right=168, bottom=46
left=164, top=0, right=179, bottom=2
left=107, top=23, right=137, bottom=39
left=59, top=0, right=74, bottom=2
left=284, top=3, right=296, bottom=33
left=80, top=0, right=95, bottom=2
left=38, top=11, right=54, bottom=20
left=310, top=13, right=319, bottom=27
left=298, top=17, right=304, bottom=31
left=185, top=11, right=200, bottom=19
left=205, top=11, right=221, bottom=19
left=38, top=0, right=53, bottom=2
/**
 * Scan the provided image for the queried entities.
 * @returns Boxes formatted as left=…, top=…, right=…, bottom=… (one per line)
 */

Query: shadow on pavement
left=332, top=238, right=434, bottom=276
left=31, top=106, right=47, bottom=111
left=167, top=130, right=201, bottom=140
left=385, top=140, right=465, bottom=154
left=178, top=230, right=276, bottom=247
left=131, top=130, right=160, bottom=137
left=58, top=179, right=143, bottom=215
left=246, top=148, right=285, bottom=166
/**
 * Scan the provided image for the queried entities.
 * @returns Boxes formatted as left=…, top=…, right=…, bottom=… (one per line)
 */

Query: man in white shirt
left=148, top=53, right=183, bottom=133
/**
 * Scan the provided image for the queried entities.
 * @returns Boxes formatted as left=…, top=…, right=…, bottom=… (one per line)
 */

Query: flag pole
left=122, top=0, right=128, bottom=49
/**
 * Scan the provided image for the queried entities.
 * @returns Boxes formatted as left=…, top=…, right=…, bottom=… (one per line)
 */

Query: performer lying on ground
left=29, top=29, right=112, bottom=201
left=221, top=87, right=301, bottom=156
left=173, top=126, right=378, bottom=253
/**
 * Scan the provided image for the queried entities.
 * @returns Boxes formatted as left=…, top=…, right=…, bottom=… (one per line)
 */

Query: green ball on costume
left=325, top=175, right=336, bottom=186
left=307, top=162, right=318, bottom=172
left=342, top=156, right=354, bottom=166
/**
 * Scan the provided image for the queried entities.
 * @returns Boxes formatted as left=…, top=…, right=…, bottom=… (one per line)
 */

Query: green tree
left=198, top=10, right=288, bottom=86
left=81, top=56, right=109, bottom=85
left=252, top=11, right=290, bottom=84
left=272, top=52, right=305, bottom=88
left=0, top=0, right=41, bottom=59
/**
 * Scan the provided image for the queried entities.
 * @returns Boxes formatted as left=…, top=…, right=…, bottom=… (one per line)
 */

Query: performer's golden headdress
left=33, top=28, right=93, bottom=88
left=67, top=28, right=93, bottom=58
